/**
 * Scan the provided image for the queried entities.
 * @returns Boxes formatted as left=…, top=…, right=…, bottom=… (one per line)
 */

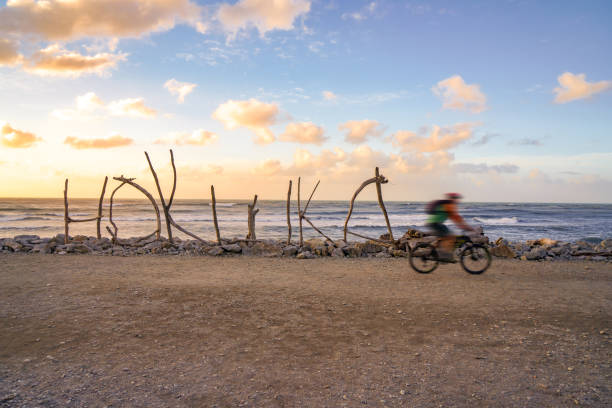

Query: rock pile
left=1, top=233, right=611, bottom=261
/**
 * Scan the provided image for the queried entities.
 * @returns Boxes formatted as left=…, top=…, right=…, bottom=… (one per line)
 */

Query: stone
left=3, top=239, right=23, bottom=252
left=207, top=246, right=224, bottom=256
left=345, top=245, right=363, bottom=258
left=296, top=251, right=315, bottom=259
left=303, top=239, right=326, bottom=251
left=596, top=239, right=612, bottom=251
left=282, top=245, right=298, bottom=257
left=390, top=249, right=407, bottom=257
left=331, top=247, right=345, bottom=257
left=334, top=240, right=348, bottom=249
left=71, top=244, right=91, bottom=254
left=490, top=244, right=516, bottom=258
left=222, top=243, right=242, bottom=253
left=375, top=252, right=391, bottom=258
left=495, top=237, right=508, bottom=246
left=525, top=247, right=547, bottom=260
left=14, top=235, right=40, bottom=244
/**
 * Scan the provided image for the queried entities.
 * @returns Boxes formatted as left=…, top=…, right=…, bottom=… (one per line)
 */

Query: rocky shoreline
left=1, top=231, right=611, bottom=262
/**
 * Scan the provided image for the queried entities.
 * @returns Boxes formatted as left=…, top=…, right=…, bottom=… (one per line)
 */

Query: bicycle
left=408, top=235, right=491, bottom=274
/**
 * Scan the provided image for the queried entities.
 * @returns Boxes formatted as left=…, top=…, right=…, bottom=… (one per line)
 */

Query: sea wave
left=473, top=216, right=519, bottom=225
left=0, top=225, right=53, bottom=231
left=208, top=202, right=238, bottom=207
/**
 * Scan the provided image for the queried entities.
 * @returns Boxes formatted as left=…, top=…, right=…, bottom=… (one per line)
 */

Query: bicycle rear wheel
left=409, top=243, right=439, bottom=273
left=460, top=244, right=491, bottom=274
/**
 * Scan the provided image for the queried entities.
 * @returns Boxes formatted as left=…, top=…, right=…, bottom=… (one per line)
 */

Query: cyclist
left=426, top=193, right=474, bottom=261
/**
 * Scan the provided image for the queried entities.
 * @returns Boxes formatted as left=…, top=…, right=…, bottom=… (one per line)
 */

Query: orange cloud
left=553, top=72, right=612, bottom=103
left=107, top=98, right=157, bottom=118
left=154, top=129, right=218, bottom=146
left=164, top=78, right=197, bottom=103
left=64, top=134, right=133, bottom=149
left=292, top=147, right=346, bottom=174
left=432, top=75, right=487, bottom=113
left=217, top=0, right=311, bottom=37
left=0, top=38, right=22, bottom=66
left=0, top=0, right=202, bottom=41
left=322, top=90, right=337, bottom=101
left=1, top=123, right=42, bottom=148
left=252, top=159, right=282, bottom=176
left=212, top=98, right=279, bottom=145
left=391, top=123, right=476, bottom=153
left=339, top=119, right=385, bottom=144
left=23, top=44, right=125, bottom=77
left=279, top=122, right=326, bottom=145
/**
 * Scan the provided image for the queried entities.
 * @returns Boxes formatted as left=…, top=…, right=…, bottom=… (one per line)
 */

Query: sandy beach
left=1, top=254, right=611, bottom=407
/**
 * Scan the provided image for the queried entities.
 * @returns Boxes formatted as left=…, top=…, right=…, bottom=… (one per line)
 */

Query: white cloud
left=52, top=92, right=157, bottom=120
left=217, top=0, right=311, bottom=38
left=553, top=72, right=612, bottom=103
left=212, top=98, right=279, bottom=144
left=292, top=147, right=346, bottom=173
left=322, top=90, right=337, bottom=101
left=342, top=2, right=377, bottom=21
left=432, top=75, right=487, bottom=113
left=164, top=78, right=197, bottom=103
left=279, top=122, right=326, bottom=145
left=452, top=163, right=519, bottom=174
left=390, top=123, right=476, bottom=153
left=155, top=129, right=218, bottom=146
left=339, top=119, right=385, bottom=144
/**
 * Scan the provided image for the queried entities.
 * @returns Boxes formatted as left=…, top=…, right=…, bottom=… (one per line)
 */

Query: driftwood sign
left=63, top=151, right=396, bottom=247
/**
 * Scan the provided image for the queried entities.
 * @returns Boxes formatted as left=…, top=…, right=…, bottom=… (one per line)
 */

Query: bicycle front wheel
left=409, top=243, right=439, bottom=274
left=460, top=244, right=491, bottom=274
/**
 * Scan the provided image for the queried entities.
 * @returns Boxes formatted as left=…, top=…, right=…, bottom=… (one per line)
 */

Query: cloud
left=217, top=0, right=311, bottom=38
left=346, top=144, right=390, bottom=168
left=472, top=132, right=498, bottom=146
left=52, top=92, right=157, bottom=120
left=508, top=138, right=542, bottom=146
left=107, top=98, right=157, bottom=118
left=252, top=159, right=282, bottom=176
left=342, top=2, right=377, bottom=21
left=0, top=38, right=22, bottom=66
left=279, top=122, right=326, bottom=145
left=322, top=90, right=337, bottom=101
left=154, top=129, right=218, bottom=146
left=553, top=72, right=612, bottom=103
left=21, top=44, right=126, bottom=77
left=339, top=119, right=385, bottom=144
left=212, top=98, right=279, bottom=144
left=432, top=75, right=487, bottom=113
left=64, top=134, right=133, bottom=149
left=1, top=123, right=42, bottom=148
left=452, top=163, right=519, bottom=174
left=0, top=0, right=203, bottom=41
left=391, top=151, right=454, bottom=174
left=164, top=78, right=197, bottom=103
left=292, top=147, right=346, bottom=173
left=390, top=123, right=476, bottom=153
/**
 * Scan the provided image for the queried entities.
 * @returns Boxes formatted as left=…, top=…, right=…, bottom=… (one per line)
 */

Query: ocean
left=0, top=198, right=611, bottom=243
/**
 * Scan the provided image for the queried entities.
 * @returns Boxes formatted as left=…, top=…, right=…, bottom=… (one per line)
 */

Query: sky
left=0, top=0, right=611, bottom=202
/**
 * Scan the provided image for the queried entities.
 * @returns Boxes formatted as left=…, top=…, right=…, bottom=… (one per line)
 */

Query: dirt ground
left=0, top=254, right=611, bottom=407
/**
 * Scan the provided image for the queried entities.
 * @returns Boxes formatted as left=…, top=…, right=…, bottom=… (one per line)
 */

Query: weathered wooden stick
left=286, top=180, right=292, bottom=244
left=168, top=218, right=206, bottom=242
left=63, top=179, right=69, bottom=244
left=145, top=151, right=172, bottom=242
left=168, top=150, right=177, bottom=209
left=107, top=181, right=126, bottom=242
left=375, top=167, right=394, bottom=246
left=211, top=185, right=221, bottom=244
left=246, top=195, right=259, bottom=240
left=298, top=177, right=303, bottom=247
left=113, top=176, right=161, bottom=240
left=302, top=180, right=320, bottom=216
left=346, top=230, right=395, bottom=247
left=96, top=176, right=108, bottom=239
left=343, top=176, right=379, bottom=241
left=302, top=215, right=334, bottom=243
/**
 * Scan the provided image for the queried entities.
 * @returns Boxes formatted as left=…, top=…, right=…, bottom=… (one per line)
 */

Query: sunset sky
left=1, top=0, right=611, bottom=202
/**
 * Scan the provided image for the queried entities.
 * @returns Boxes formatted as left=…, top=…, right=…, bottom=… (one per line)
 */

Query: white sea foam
left=473, top=216, right=519, bottom=225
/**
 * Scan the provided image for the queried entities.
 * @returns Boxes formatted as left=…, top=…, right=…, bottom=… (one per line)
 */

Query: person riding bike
left=426, top=193, right=474, bottom=261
